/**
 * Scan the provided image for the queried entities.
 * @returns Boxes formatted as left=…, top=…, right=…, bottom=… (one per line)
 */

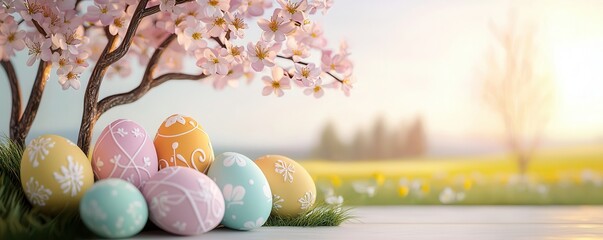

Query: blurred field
left=300, top=145, right=603, bottom=205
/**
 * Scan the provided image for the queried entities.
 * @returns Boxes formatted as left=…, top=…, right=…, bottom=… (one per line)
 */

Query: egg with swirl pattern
left=154, top=114, right=214, bottom=173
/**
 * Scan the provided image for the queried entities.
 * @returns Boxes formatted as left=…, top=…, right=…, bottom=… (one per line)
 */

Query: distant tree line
left=313, top=116, right=427, bottom=160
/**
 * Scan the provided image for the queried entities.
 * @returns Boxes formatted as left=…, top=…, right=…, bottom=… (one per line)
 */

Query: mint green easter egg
left=207, top=152, right=272, bottom=230
left=80, top=179, right=148, bottom=238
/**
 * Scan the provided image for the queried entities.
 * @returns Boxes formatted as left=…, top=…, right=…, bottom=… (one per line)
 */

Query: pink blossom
left=109, top=10, right=132, bottom=36
left=55, top=0, right=76, bottom=11
left=155, top=12, right=177, bottom=33
left=15, top=0, right=43, bottom=21
left=197, top=48, right=229, bottom=75
left=158, top=0, right=176, bottom=13
left=276, top=0, right=307, bottom=22
left=106, top=59, right=132, bottom=79
left=177, top=18, right=208, bottom=51
left=51, top=33, right=68, bottom=51
left=84, top=28, right=107, bottom=61
left=206, top=15, right=228, bottom=37
left=301, top=22, right=327, bottom=49
left=198, top=0, right=230, bottom=17
left=222, top=41, right=246, bottom=63
left=123, top=0, right=138, bottom=6
left=294, top=63, right=320, bottom=86
left=85, top=3, right=121, bottom=26
left=52, top=52, right=71, bottom=75
left=0, top=0, right=350, bottom=102
left=303, top=77, right=324, bottom=98
left=70, top=51, right=90, bottom=68
left=262, top=67, right=291, bottom=97
left=24, top=34, right=52, bottom=66
left=228, top=0, right=242, bottom=12
left=0, top=10, right=14, bottom=26
left=132, top=21, right=168, bottom=65
left=58, top=65, right=85, bottom=90
left=242, top=63, right=255, bottom=84
left=258, top=10, right=295, bottom=42
left=247, top=40, right=280, bottom=72
left=62, top=9, right=84, bottom=30
left=173, top=2, right=203, bottom=20
left=239, top=0, right=272, bottom=17
left=225, top=12, right=247, bottom=39
left=325, top=74, right=355, bottom=97
left=0, top=23, right=26, bottom=59
left=308, top=0, right=333, bottom=15
left=282, top=38, right=309, bottom=62
left=213, top=63, right=244, bottom=90
left=339, top=40, right=349, bottom=55
left=321, top=48, right=353, bottom=75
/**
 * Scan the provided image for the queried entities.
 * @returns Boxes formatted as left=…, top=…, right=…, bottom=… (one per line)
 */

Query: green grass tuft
left=0, top=138, right=91, bottom=239
left=264, top=203, right=353, bottom=227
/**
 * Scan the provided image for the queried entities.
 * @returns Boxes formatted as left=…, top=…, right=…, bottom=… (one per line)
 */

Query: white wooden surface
left=136, top=206, right=603, bottom=239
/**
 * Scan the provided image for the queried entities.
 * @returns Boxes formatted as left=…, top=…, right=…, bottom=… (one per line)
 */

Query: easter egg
left=154, top=114, right=214, bottom=173
left=20, top=135, right=94, bottom=215
left=142, top=167, right=224, bottom=235
left=92, top=119, right=158, bottom=189
left=254, top=155, right=316, bottom=217
left=80, top=179, right=148, bottom=238
left=207, top=152, right=272, bottom=230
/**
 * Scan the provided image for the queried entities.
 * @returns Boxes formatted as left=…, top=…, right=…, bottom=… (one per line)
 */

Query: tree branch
left=276, top=55, right=343, bottom=83
left=151, top=72, right=207, bottom=88
left=97, top=34, right=178, bottom=115
left=212, top=36, right=227, bottom=48
left=18, top=61, right=52, bottom=144
left=31, top=19, right=48, bottom=37
left=104, top=0, right=195, bottom=65
left=103, top=0, right=149, bottom=66
left=98, top=34, right=207, bottom=115
left=1, top=60, right=21, bottom=140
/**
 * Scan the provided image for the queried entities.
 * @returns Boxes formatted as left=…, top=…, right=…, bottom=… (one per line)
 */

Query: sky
left=2, top=0, right=603, bottom=156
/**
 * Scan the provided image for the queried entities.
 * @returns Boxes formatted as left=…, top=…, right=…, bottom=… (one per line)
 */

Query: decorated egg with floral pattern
left=207, top=152, right=272, bottom=230
left=20, top=134, right=94, bottom=215
left=154, top=114, right=214, bottom=173
left=254, top=155, right=316, bottom=217
left=92, top=119, right=158, bottom=189
left=142, top=167, right=224, bottom=236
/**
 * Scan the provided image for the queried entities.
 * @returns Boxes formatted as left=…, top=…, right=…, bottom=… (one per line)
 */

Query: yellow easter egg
left=254, top=155, right=316, bottom=217
left=154, top=114, right=214, bottom=173
left=20, top=135, right=94, bottom=215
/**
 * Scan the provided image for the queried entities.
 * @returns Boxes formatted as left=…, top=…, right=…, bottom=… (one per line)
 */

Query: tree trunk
left=2, top=60, right=51, bottom=147
left=16, top=61, right=52, bottom=146
left=77, top=64, right=106, bottom=155
left=1, top=60, right=22, bottom=145
left=517, top=152, right=529, bottom=175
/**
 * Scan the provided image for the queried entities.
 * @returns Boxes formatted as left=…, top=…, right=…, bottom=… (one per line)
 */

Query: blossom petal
left=303, top=88, right=313, bottom=95
left=262, top=86, right=273, bottom=96
left=251, top=61, right=264, bottom=72
left=271, top=67, right=284, bottom=80
left=275, top=89, right=284, bottom=97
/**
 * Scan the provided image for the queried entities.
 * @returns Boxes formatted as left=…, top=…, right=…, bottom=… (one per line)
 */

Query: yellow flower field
left=301, top=145, right=603, bottom=205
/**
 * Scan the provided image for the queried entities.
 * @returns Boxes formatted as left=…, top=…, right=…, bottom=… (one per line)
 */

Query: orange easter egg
left=154, top=114, right=214, bottom=173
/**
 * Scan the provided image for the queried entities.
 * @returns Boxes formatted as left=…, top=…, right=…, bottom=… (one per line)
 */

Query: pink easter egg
left=142, top=167, right=225, bottom=235
left=92, top=119, right=158, bottom=189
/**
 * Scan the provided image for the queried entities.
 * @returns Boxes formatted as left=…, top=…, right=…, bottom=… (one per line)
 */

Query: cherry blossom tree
left=0, top=0, right=353, bottom=153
